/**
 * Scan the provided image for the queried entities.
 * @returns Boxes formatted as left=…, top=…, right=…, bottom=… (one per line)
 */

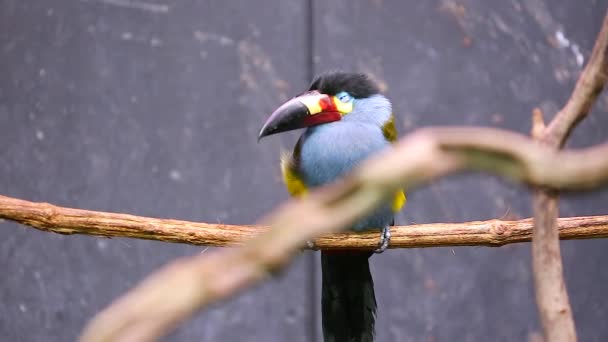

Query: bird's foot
left=306, top=240, right=319, bottom=251
left=374, top=225, right=391, bottom=254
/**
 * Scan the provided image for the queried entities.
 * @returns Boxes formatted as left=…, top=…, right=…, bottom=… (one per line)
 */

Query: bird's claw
left=374, top=225, right=391, bottom=254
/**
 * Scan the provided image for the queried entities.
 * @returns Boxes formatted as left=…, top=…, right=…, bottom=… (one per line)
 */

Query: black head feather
left=309, top=71, right=380, bottom=98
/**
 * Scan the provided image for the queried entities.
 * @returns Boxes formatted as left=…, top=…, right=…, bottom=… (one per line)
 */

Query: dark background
left=1, top=1, right=607, bottom=341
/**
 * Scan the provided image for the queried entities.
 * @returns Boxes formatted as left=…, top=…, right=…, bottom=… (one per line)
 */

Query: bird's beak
left=258, top=91, right=341, bottom=140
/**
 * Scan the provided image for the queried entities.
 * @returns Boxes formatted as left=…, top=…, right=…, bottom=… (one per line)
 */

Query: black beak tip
left=257, top=126, right=271, bottom=142
left=257, top=99, right=309, bottom=142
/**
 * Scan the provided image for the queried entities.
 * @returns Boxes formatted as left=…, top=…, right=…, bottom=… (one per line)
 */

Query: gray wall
left=1, top=1, right=607, bottom=341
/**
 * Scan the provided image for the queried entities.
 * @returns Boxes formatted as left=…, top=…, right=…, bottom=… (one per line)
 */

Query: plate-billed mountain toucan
left=258, top=71, right=406, bottom=342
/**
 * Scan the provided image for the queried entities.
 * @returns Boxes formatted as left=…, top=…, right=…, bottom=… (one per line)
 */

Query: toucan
left=258, top=71, right=406, bottom=342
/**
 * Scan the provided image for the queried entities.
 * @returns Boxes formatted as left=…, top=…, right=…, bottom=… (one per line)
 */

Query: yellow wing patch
left=384, top=115, right=406, bottom=213
left=382, top=116, right=398, bottom=142
left=393, top=190, right=406, bottom=212
left=280, top=152, right=307, bottom=197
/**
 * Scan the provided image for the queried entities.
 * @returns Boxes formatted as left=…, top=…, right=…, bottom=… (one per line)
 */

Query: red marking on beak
left=300, top=93, right=341, bottom=126
left=302, top=111, right=341, bottom=126
left=319, top=96, right=337, bottom=112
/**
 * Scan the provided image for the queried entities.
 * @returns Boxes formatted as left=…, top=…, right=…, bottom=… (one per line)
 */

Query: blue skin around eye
left=336, top=91, right=352, bottom=103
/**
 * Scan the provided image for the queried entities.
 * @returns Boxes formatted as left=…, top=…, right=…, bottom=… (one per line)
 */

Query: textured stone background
left=1, top=1, right=607, bottom=341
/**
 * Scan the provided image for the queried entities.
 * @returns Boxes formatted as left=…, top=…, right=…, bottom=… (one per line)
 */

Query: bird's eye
left=336, top=92, right=352, bottom=103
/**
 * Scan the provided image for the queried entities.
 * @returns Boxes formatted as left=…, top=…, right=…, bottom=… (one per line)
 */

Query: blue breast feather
left=299, top=121, right=394, bottom=231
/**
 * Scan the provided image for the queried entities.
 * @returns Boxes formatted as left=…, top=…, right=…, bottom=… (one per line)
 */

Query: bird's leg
left=374, top=225, right=391, bottom=253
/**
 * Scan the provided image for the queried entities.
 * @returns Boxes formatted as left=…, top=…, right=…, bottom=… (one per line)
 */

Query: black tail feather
left=321, top=251, right=376, bottom=342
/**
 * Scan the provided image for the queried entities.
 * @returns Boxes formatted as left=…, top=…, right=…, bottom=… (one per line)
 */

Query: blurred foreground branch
left=529, top=10, right=608, bottom=342
left=73, top=125, right=608, bottom=342
left=2, top=195, right=608, bottom=249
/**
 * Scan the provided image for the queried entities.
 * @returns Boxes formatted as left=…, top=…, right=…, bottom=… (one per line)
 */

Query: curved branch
left=74, top=125, right=608, bottom=342
left=74, top=11, right=608, bottom=340
left=2, top=195, right=608, bottom=249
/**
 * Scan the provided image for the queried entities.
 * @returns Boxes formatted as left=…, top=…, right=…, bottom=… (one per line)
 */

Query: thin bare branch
left=542, top=11, right=608, bottom=148
left=2, top=194, right=608, bottom=249
left=530, top=10, right=608, bottom=342
left=531, top=107, right=546, bottom=139
left=77, top=126, right=608, bottom=342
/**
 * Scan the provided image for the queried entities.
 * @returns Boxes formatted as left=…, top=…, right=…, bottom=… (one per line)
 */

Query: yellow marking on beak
left=299, top=94, right=325, bottom=115
left=333, top=96, right=353, bottom=115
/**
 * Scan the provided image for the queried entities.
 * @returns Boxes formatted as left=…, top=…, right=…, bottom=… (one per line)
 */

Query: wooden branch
left=72, top=124, right=608, bottom=342
left=2, top=195, right=608, bottom=249
left=530, top=9, right=608, bottom=342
